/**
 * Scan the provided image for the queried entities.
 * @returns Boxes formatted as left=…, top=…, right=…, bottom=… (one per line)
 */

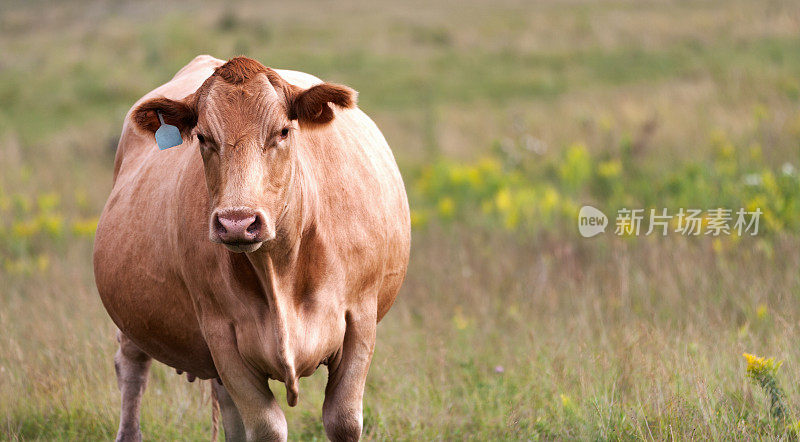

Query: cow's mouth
left=221, top=241, right=264, bottom=253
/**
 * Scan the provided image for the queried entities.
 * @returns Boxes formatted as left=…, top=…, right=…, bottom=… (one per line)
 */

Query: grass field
left=2, top=0, right=800, bottom=439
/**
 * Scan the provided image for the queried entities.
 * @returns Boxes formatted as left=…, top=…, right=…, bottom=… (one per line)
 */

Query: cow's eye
left=196, top=133, right=206, bottom=143
left=280, top=127, right=290, bottom=139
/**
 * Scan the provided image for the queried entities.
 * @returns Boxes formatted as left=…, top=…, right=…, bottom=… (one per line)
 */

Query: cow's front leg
left=323, top=311, right=377, bottom=442
left=113, top=331, right=152, bottom=442
left=206, top=331, right=288, bottom=441
left=218, top=365, right=287, bottom=441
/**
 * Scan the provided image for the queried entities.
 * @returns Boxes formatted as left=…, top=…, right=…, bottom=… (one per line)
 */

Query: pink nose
left=213, top=209, right=265, bottom=243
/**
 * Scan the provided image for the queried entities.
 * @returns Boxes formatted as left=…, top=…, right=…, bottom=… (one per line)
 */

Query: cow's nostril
left=246, top=215, right=262, bottom=235
left=213, top=215, right=227, bottom=235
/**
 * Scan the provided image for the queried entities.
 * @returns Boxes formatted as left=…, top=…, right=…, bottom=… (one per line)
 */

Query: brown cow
left=93, top=55, right=410, bottom=441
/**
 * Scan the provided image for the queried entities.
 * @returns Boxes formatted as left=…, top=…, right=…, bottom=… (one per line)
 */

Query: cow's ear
left=131, top=96, right=198, bottom=138
left=288, top=83, right=357, bottom=127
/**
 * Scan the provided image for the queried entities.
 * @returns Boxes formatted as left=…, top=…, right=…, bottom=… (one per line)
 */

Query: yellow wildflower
left=541, top=187, right=560, bottom=213
left=452, top=307, right=469, bottom=330
left=743, top=353, right=782, bottom=377
left=35, top=254, right=50, bottom=272
left=409, top=209, right=427, bottom=229
left=71, top=217, right=99, bottom=236
left=38, top=214, right=64, bottom=237
left=495, top=188, right=512, bottom=212
left=712, top=238, right=723, bottom=254
left=437, top=197, right=455, bottom=218
left=36, top=192, right=60, bottom=212
left=597, top=160, right=622, bottom=179
left=11, top=220, right=39, bottom=238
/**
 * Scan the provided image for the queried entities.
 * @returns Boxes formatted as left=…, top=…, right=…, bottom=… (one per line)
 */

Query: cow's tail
left=210, top=381, right=220, bottom=442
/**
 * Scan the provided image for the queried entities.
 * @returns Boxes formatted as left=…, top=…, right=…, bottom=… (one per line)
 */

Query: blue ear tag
left=154, top=111, right=183, bottom=150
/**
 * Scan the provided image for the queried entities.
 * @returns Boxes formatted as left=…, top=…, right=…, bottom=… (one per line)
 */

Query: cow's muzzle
left=210, top=208, right=274, bottom=253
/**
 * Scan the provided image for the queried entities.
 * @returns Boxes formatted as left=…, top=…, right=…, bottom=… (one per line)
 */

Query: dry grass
left=1, top=0, right=800, bottom=440
left=3, top=230, right=800, bottom=439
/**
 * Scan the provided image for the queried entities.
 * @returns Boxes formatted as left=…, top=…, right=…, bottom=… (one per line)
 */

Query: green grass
left=2, top=0, right=800, bottom=440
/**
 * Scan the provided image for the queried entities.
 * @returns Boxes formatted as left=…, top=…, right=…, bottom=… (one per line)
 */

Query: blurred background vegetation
left=1, top=0, right=800, bottom=440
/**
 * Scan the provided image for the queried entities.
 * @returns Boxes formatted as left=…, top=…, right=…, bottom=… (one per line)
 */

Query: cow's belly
left=95, top=262, right=217, bottom=378
left=94, top=201, right=218, bottom=379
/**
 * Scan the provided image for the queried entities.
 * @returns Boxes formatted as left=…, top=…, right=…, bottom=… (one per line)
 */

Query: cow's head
left=131, top=57, right=356, bottom=253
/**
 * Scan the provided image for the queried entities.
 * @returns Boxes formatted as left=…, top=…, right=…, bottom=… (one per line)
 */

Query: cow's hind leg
left=212, top=380, right=247, bottom=442
left=114, top=331, right=152, bottom=442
